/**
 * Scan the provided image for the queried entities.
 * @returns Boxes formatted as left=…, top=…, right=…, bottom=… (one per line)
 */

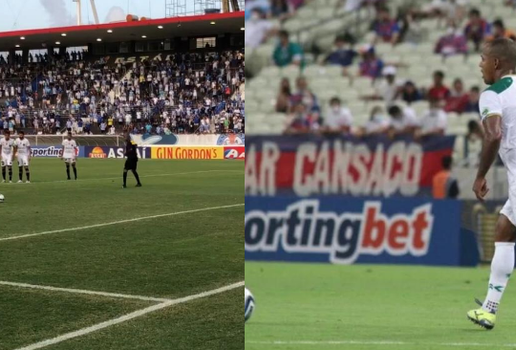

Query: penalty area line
left=0, top=280, right=171, bottom=303
left=14, top=281, right=244, bottom=350
left=0, top=203, right=244, bottom=242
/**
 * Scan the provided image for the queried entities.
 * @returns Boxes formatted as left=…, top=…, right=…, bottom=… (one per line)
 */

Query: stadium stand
left=0, top=14, right=244, bottom=136
left=245, top=0, right=513, bottom=163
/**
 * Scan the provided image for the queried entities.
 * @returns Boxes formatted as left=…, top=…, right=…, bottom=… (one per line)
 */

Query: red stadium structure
left=0, top=11, right=244, bottom=64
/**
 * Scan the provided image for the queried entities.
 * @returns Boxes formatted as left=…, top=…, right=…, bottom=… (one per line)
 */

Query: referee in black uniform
left=123, top=136, right=142, bottom=188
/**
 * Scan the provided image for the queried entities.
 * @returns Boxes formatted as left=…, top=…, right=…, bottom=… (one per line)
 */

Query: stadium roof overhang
left=0, top=11, right=244, bottom=52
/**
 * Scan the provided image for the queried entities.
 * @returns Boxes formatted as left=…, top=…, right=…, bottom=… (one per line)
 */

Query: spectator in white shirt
left=362, top=105, right=390, bottom=135
left=361, top=66, right=403, bottom=105
left=418, top=97, right=447, bottom=137
left=322, top=97, right=353, bottom=134
left=387, top=105, right=419, bottom=136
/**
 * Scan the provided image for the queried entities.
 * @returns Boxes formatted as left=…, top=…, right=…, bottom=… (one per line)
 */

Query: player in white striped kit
left=0, top=130, right=14, bottom=183
left=14, top=131, right=31, bottom=183
left=61, top=132, right=78, bottom=180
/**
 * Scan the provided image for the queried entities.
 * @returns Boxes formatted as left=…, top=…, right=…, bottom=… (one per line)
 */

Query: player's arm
left=473, top=90, right=503, bottom=201
left=473, top=114, right=502, bottom=201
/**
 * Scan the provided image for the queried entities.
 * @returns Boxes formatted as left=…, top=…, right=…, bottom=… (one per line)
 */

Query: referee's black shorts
left=124, top=158, right=138, bottom=171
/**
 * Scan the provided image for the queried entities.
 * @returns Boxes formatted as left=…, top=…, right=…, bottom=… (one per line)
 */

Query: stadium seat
left=313, top=7, right=335, bottom=21
left=260, top=66, right=282, bottom=79
left=352, top=77, right=375, bottom=91
left=444, top=54, right=468, bottom=67
left=411, top=101, right=429, bottom=117
left=316, top=36, right=338, bottom=53
left=283, top=18, right=304, bottom=32
left=375, top=43, right=394, bottom=57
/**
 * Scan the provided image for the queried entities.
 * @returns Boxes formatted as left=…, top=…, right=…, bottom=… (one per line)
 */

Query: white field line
left=21, top=169, right=243, bottom=185
left=15, top=281, right=245, bottom=350
left=0, top=281, right=171, bottom=302
left=0, top=203, right=244, bottom=242
left=246, top=340, right=516, bottom=347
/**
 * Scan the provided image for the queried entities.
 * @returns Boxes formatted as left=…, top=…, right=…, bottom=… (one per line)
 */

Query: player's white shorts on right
left=500, top=148, right=516, bottom=225
left=1, top=155, right=12, bottom=167
left=17, top=156, right=29, bottom=167
left=64, top=157, right=76, bottom=164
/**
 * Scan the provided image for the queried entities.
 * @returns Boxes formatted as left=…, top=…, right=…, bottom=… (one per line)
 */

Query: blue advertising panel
left=245, top=196, right=475, bottom=266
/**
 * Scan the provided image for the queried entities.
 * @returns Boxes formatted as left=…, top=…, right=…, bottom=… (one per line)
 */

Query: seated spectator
left=276, top=78, right=292, bottom=113
left=399, top=11, right=424, bottom=45
left=361, top=65, right=403, bottom=105
left=464, top=8, right=490, bottom=51
left=427, top=70, right=450, bottom=104
left=387, top=104, right=419, bottom=136
left=322, top=97, right=353, bottom=134
left=418, top=97, right=448, bottom=137
left=285, top=103, right=319, bottom=134
left=362, top=105, right=390, bottom=135
left=435, top=21, right=468, bottom=56
left=432, top=155, right=460, bottom=199
left=289, top=77, right=321, bottom=116
left=445, top=78, right=469, bottom=113
left=286, top=0, right=307, bottom=12
left=465, top=119, right=483, bottom=166
left=464, top=86, right=480, bottom=113
left=358, top=45, right=384, bottom=79
left=423, top=0, right=467, bottom=26
left=246, top=8, right=278, bottom=50
left=486, top=19, right=516, bottom=41
left=371, top=6, right=400, bottom=45
left=400, top=81, right=423, bottom=104
left=271, top=0, right=290, bottom=19
left=273, top=30, right=304, bottom=67
left=245, top=0, right=271, bottom=20
left=323, top=35, right=357, bottom=74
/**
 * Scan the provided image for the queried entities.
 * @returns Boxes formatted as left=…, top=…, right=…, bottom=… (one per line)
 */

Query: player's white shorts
left=500, top=148, right=516, bottom=225
left=17, top=156, right=29, bottom=167
left=64, top=157, right=76, bottom=164
left=1, top=155, right=12, bottom=167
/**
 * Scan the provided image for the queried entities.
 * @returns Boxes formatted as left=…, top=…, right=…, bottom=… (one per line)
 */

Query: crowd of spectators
left=248, top=0, right=516, bottom=140
left=0, top=49, right=245, bottom=135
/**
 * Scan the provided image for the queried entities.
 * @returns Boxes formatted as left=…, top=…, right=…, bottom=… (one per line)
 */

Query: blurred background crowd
left=245, top=0, right=516, bottom=166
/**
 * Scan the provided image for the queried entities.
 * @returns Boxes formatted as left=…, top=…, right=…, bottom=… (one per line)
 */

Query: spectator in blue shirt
left=323, top=35, right=357, bottom=74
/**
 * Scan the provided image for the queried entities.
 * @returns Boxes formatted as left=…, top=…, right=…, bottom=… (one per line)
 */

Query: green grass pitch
left=245, top=262, right=516, bottom=350
left=0, top=158, right=244, bottom=350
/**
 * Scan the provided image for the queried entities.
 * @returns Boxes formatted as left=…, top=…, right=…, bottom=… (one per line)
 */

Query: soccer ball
left=245, top=287, right=255, bottom=323
left=0, top=194, right=4, bottom=203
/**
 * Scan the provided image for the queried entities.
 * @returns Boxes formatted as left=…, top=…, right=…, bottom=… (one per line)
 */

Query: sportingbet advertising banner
left=83, top=146, right=150, bottom=159
left=31, top=146, right=85, bottom=158
left=245, top=135, right=455, bottom=197
left=245, top=197, right=477, bottom=266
